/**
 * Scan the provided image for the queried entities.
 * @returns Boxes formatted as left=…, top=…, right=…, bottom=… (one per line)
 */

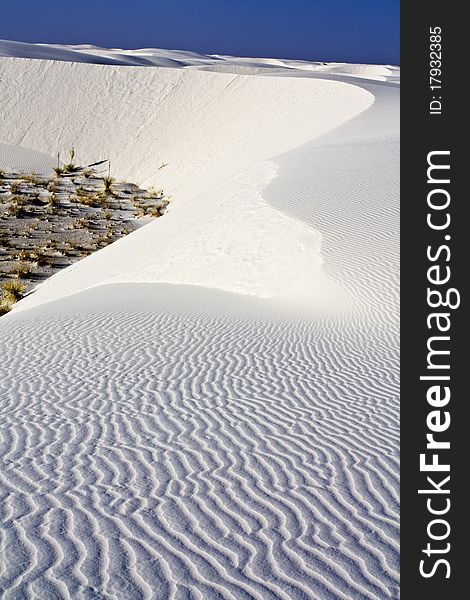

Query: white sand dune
left=0, top=143, right=57, bottom=175
left=0, top=41, right=399, bottom=599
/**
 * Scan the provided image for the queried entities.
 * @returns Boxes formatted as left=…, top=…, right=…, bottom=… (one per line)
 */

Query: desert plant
left=63, top=165, right=80, bottom=174
left=48, top=194, right=60, bottom=207
left=63, top=147, right=80, bottom=174
left=17, top=249, right=33, bottom=261
left=54, top=166, right=65, bottom=177
left=73, top=217, right=90, bottom=229
left=2, top=280, right=26, bottom=303
left=77, top=194, right=100, bottom=207
left=102, top=176, right=115, bottom=195
left=32, top=250, right=52, bottom=267
left=64, top=243, right=77, bottom=255
left=7, top=201, right=28, bottom=218
left=97, top=235, right=112, bottom=247
left=0, top=302, right=11, bottom=316
left=147, top=187, right=165, bottom=198
left=137, top=205, right=158, bottom=218
left=21, top=173, right=40, bottom=185
left=11, top=261, right=34, bottom=278
left=10, top=195, right=28, bottom=207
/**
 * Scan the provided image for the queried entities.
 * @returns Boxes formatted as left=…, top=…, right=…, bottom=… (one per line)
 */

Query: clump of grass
left=63, top=165, right=80, bottom=174
left=73, top=217, right=91, bottom=229
left=75, top=194, right=100, bottom=208
left=137, top=205, right=163, bottom=218
left=7, top=196, right=29, bottom=218
left=0, top=302, right=12, bottom=316
left=63, top=147, right=81, bottom=174
left=48, top=194, right=60, bottom=207
left=32, top=249, right=52, bottom=267
left=64, top=243, right=78, bottom=255
left=42, top=239, right=56, bottom=250
left=102, top=176, right=115, bottom=195
left=10, top=195, right=28, bottom=206
left=0, top=169, right=5, bottom=180
left=147, top=187, right=165, bottom=198
left=11, top=261, right=34, bottom=279
left=47, top=181, right=61, bottom=192
left=54, top=147, right=81, bottom=177
left=97, top=235, right=112, bottom=247
left=2, top=280, right=27, bottom=303
left=21, top=173, right=40, bottom=185
left=16, top=249, right=33, bottom=261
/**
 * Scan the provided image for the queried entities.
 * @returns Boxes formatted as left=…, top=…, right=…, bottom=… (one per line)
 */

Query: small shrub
left=63, top=164, right=80, bottom=174
left=64, top=244, right=77, bottom=255
left=76, top=194, right=100, bottom=208
left=147, top=187, right=164, bottom=198
left=54, top=166, right=65, bottom=177
left=63, top=147, right=80, bottom=174
left=22, top=174, right=40, bottom=185
left=0, top=302, right=11, bottom=316
left=97, top=235, right=111, bottom=247
left=17, top=249, right=33, bottom=261
left=7, top=204, right=28, bottom=218
left=33, top=250, right=52, bottom=267
left=144, top=206, right=162, bottom=218
left=11, top=261, right=34, bottom=278
left=48, top=194, right=60, bottom=207
left=2, top=280, right=27, bottom=303
left=10, top=195, right=28, bottom=207
left=102, top=176, right=115, bottom=195
left=73, top=217, right=89, bottom=229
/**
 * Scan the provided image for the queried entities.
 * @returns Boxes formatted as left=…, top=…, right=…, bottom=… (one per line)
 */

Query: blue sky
left=0, top=0, right=399, bottom=64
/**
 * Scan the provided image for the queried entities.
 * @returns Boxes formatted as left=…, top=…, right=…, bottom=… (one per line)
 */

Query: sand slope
left=0, top=42, right=399, bottom=599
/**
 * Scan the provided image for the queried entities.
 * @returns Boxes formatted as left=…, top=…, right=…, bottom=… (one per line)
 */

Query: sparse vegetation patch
left=0, top=158, right=170, bottom=314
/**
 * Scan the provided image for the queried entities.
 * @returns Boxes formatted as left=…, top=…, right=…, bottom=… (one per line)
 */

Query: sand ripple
left=0, top=291, right=398, bottom=599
